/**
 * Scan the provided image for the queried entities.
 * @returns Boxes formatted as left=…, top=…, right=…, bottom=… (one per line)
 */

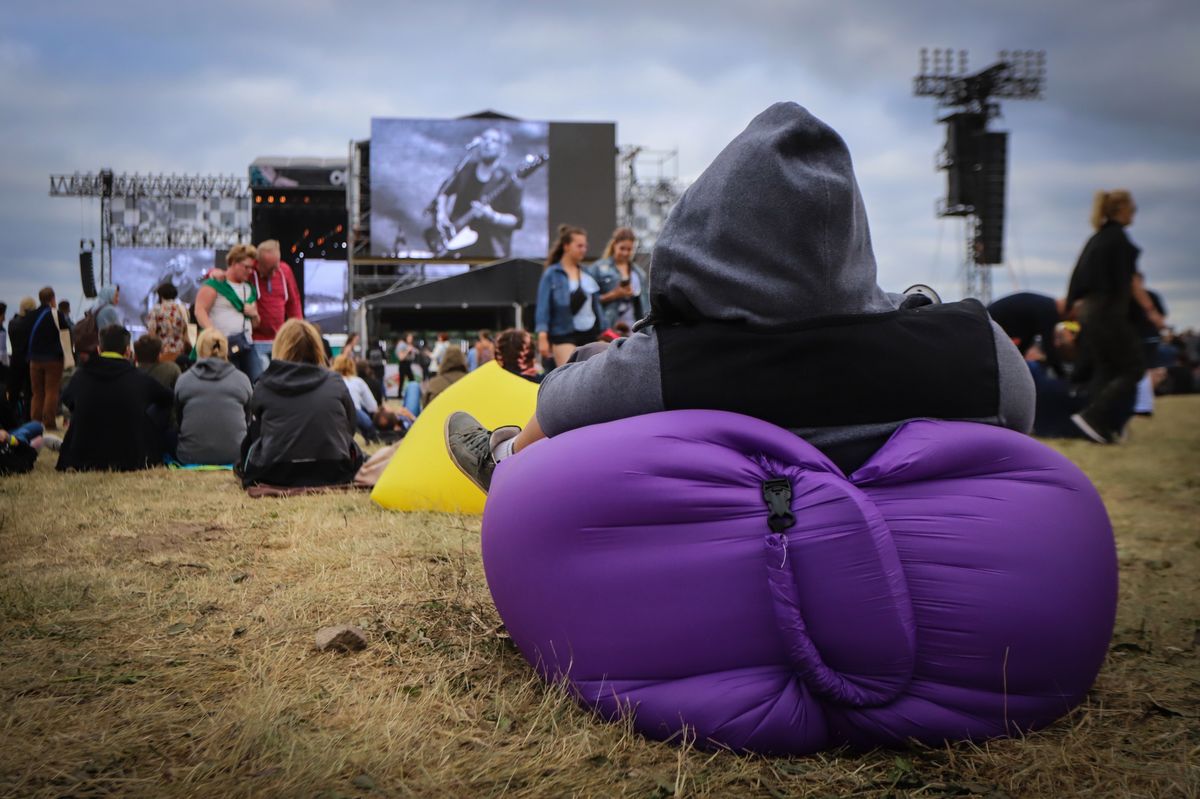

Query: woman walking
left=1065, top=189, right=1164, bottom=443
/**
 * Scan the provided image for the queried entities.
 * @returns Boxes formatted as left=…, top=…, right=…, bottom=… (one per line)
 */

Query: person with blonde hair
left=195, top=244, right=262, bottom=381
left=238, top=319, right=361, bottom=487
left=174, top=327, right=253, bottom=465
left=1064, top=189, right=1164, bottom=443
left=331, top=353, right=379, bottom=441
left=588, top=226, right=648, bottom=330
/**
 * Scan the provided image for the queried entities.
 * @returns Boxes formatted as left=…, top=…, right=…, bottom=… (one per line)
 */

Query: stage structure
left=617, top=145, right=685, bottom=256
left=913, top=49, right=1045, bottom=304
left=347, top=110, right=618, bottom=343
left=49, top=170, right=251, bottom=289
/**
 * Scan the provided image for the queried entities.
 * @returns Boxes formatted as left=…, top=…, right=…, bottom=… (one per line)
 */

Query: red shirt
left=250, top=261, right=303, bottom=341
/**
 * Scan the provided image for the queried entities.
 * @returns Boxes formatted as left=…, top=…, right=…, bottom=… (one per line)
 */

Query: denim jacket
left=586, top=258, right=649, bottom=329
left=535, top=263, right=604, bottom=335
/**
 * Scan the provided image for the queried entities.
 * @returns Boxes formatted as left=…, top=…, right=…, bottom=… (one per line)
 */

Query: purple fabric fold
left=482, top=411, right=1117, bottom=754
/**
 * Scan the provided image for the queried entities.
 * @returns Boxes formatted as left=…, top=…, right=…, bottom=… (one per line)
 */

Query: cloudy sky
left=3, top=1, right=1198, bottom=326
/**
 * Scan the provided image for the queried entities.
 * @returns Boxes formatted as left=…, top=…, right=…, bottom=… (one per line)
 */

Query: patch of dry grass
left=1, top=398, right=1198, bottom=798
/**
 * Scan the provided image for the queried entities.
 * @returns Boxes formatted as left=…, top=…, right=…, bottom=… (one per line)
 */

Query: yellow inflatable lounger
left=371, top=361, right=539, bottom=513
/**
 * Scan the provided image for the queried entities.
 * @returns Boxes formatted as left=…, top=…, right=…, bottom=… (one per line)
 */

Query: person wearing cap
left=445, top=102, right=1034, bottom=493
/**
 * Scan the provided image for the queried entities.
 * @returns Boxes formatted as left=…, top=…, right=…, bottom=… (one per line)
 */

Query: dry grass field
left=1, top=397, right=1198, bottom=798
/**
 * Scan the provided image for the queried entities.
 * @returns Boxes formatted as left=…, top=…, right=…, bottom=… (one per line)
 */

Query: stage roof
left=364, top=258, right=543, bottom=310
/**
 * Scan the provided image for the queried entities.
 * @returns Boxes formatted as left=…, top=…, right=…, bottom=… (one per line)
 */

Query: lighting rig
left=913, top=49, right=1046, bottom=303
left=49, top=170, right=251, bottom=287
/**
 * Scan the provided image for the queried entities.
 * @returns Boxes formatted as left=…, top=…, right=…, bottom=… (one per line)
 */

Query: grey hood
left=647, top=102, right=894, bottom=329
left=189, top=357, right=238, bottom=381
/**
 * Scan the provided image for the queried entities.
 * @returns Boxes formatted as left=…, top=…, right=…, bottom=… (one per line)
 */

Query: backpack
left=72, top=309, right=100, bottom=358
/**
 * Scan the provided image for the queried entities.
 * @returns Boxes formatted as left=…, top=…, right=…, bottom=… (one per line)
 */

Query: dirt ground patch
left=1, top=398, right=1197, bottom=798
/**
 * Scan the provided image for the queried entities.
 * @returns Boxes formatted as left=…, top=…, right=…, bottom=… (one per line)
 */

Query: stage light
left=255, top=195, right=262, bottom=204
left=317, top=237, right=324, bottom=245
left=279, top=195, right=287, bottom=204
left=335, top=224, right=343, bottom=233
left=267, top=195, right=275, bottom=203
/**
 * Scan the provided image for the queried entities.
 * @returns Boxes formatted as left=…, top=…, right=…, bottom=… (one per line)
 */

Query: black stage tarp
left=365, top=258, right=543, bottom=333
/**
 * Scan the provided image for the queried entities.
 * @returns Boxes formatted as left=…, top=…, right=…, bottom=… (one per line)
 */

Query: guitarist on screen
left=430, top=128, right=525, bottom=259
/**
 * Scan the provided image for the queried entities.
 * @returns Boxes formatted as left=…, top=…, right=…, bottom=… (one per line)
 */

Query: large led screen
left=303, top=258, right=348, bottom=334
left=111, top=247, right=217, bottom=329
left=370, top=118, right=551, bottom=260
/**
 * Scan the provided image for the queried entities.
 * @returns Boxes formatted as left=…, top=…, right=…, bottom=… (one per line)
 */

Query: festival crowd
left=1, top=106, right=1195, bottom=489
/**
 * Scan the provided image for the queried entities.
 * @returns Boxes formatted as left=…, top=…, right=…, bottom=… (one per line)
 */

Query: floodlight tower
left=913, top=49, right=1045, bottom=303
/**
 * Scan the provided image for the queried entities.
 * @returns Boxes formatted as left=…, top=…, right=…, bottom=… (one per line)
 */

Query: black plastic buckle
left=762, top=478, right=795, bottom=534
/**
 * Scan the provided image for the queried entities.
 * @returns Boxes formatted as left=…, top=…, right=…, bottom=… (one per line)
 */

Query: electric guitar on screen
left=424, top=153, right=548, bottom=258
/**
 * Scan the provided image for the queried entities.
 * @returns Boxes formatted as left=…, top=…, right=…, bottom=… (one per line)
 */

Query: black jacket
left=27, top=305, right=64, bottom=362
left=239, top=360, right=362, bottom=487
left=8, top=313, right=34, bottom=366
left=57, top=356, right=174, bottom=472
left=1066, top=222, right=1139, bottom=315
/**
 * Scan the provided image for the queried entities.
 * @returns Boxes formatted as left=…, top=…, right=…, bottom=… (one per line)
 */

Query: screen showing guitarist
left=431, top=128, right=525, bottom=259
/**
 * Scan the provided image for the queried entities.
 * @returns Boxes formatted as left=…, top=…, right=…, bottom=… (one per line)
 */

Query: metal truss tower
left=913, top=49, right=1045, bottom=304
left=49, top=169, right=250, bottom=286
left=617, top=146, right=685, bottom=256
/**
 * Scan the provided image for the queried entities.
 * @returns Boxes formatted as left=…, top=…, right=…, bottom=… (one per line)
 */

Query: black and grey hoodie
left=240, top=359, right=361, bottom=487
left=535, top=102, right=1033, bottom=472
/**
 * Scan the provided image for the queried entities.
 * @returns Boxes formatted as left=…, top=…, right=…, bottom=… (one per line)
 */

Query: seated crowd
left=0, top=272, right=548, bottom=488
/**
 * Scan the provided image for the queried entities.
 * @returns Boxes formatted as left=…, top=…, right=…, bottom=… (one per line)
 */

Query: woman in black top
left=1064, top=190, right=1164, bottom=443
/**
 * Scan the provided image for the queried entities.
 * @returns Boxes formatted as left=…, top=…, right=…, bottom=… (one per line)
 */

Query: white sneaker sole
left=1070, top=413, right=1111, bottom=444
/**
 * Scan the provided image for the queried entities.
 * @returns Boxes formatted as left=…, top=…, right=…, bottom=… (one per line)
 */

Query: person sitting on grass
left=238, top=319, right=362, bottom=488
left=174, top=328, right=252, bottom=466
left=422, top=345, right=468, bottom=407
left=445, top=102, right=1034, bottom=492
left=372, top=406, right=415, bottom=443
left=0, top=421, right=44, bottom=475
left=331, top=353, right=379, bottom=442
left=357, top=357, right=385, bottom=407
left=57, top=325, right=174, bottom=472
left=134, top=334, right=181, bottom=392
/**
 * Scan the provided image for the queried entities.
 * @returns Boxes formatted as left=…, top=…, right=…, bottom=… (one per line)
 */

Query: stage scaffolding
left=617, top=145, right=684, bottom=255
left=49, top=170, right=251, bottom=285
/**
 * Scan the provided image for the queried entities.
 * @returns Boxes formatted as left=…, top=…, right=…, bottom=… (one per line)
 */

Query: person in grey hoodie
left=174, top=329, right=252, bottom=465
left=446, top=102, right=1034, bottom=491
left=238, top=319, right=361, bottom=487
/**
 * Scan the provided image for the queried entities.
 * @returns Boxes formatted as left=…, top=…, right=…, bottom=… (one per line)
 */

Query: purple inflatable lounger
left=481, top=410, right=1118, bottom=754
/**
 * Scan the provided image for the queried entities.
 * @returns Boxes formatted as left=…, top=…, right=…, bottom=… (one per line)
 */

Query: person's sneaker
left=444, top=412, right=520, bottom=494
left=1070, top=413, right=1113, bottom=445
left=42, top=434, right=63, bottom=452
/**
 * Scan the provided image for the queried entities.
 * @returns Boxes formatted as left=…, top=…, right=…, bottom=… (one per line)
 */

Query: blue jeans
left=403, top=381, right=422, bottom=419
left=253, top=341, right=273, bottom=372
left=354, top=408, right=378, bottom=441
left=10, top=421, right=43, bottom=445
